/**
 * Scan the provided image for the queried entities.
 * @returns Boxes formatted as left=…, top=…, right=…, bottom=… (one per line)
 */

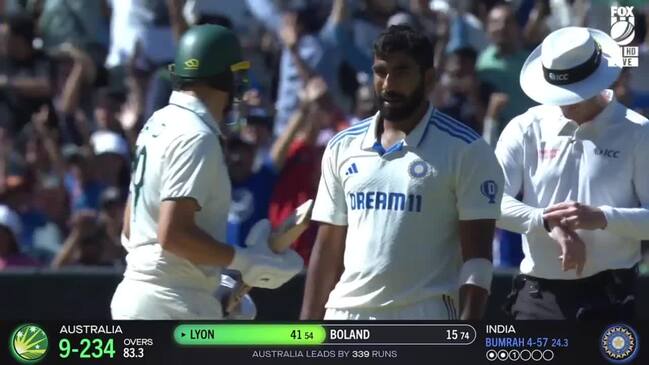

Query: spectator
left=441, top=0, right=492, bottom=54
left=226, top=136, right=277, bottom=247
left=96, top=186, right=126, bottom=264
left=27, top=106, right=68, bottom=249
left=326, top=0, right=380, bottom=76
left=36, top=0, right=110, bottom=75
left=63, top=144, right=104, bottom=213
left=94, top=87, right=127, bottom=138
left=53, top=43, right=99, bottom=146
left=247, top=0, right=344, bottom=136
left=432, top=46, right=490, bottom=133
left=344, top=0, right=399, bottom=60
left=521, top=0, right=589, bottom=47
left=240, top=104, right=275, bottom=170
left=0, top=12, right=53, bottom=132
left=0, top=204, right=39, bottom=268
left=50, top=209, right=118, bottom=268
left=0, top=170, right=61, bottom=264
left=268, top=77, right=346, bottom=263
left=105, top=0, right=138, bottom=72
left=89, top=130, right=130, bottom=190
left=350, top=81, right=377, bottom=125
left=477, top=2, right=535, bottom=143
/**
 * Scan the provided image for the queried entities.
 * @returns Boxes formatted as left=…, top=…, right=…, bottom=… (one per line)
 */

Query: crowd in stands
left=0, top=0, right=648, bottom=272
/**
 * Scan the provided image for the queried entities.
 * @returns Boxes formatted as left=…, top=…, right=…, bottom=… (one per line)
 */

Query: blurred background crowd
left=0, top=0, right=648, bottom=273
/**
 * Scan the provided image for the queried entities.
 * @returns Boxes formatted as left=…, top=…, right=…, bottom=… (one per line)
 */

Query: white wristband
left=458, top=258, right=493, bottom=293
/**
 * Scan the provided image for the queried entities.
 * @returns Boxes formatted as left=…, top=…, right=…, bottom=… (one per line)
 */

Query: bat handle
left=225, top=282, right=253, bottom=315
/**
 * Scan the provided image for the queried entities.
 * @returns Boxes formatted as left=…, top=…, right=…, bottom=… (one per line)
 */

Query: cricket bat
left=225, top=199, right=314, bottom=314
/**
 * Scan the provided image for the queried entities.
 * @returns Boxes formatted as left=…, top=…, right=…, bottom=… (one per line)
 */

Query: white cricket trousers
left=324, top=295, right=459, bottom=320
left=111, top=279, right=223, bottom=320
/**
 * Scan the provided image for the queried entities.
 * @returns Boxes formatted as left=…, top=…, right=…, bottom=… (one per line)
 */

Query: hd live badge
left=611, top=5, right=638, bottom=67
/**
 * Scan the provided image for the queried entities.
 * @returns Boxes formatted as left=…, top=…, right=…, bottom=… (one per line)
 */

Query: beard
left=377, top=81, right=426, bottom=122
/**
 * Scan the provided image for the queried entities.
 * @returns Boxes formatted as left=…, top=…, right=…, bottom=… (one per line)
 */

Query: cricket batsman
left=111, top=24, right=303, bottom=320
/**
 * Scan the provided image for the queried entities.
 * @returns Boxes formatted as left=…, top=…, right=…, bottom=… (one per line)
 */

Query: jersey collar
left=360, top=103, right=435, bottom=154
left=555, top=89, right=619, bottom=137
left=168, top=91, right=222, bottom=136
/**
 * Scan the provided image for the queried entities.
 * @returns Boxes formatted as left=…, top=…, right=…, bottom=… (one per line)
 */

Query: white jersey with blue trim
left=312, top=104, right=504, bottom=310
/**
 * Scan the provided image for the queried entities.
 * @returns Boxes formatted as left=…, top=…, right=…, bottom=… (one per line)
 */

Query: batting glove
left=228, top=219, right=304, bottom=289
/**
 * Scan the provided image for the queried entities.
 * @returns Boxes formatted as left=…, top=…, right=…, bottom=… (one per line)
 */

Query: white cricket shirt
left=123, top=91, right=231, bottom=292
left=495, top=90, right=649, bottom=279
left=312, top=104, right=503, bottom=309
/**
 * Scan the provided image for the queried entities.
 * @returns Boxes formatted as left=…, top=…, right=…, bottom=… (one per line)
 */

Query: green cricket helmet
left=170, top=24, right=250, bottom=98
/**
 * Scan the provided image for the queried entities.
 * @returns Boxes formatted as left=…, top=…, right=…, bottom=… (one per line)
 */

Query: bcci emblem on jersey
left=408, top=160, right=430, bottom=179
left=611, top=6, right=638, bottom=67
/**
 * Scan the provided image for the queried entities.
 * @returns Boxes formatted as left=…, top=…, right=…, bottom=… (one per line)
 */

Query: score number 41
left=290, top=330, right=315, bottom=340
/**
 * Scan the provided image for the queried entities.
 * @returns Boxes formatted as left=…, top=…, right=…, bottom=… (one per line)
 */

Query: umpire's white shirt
left=123, top=91, right=231, bottom=292
left=312, top=104, right=503, bottom=311
left=496, top=90, right=649, bottom=280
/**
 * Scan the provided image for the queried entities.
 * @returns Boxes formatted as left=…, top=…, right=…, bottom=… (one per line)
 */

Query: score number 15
left=446, top=329, right=470, bottom=341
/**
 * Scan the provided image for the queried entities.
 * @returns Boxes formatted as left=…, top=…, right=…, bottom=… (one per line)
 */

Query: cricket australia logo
left=611, top=6, right=638, bottom=67
left=480, top=180, right=498, bottom=204
left=184, top=58, right=200, bottom=70
left=10, top=324, right=49, bottom=363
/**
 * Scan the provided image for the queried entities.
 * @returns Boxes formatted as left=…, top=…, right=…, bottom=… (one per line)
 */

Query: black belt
left=518, top=267, right=637, bottom=291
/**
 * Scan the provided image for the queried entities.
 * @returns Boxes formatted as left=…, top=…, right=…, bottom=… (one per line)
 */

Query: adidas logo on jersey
left=345, top=163, right=359, bottom=176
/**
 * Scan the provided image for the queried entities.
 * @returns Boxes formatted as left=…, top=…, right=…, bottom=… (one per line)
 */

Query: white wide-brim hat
left=520, top=27, right=623, bottom=106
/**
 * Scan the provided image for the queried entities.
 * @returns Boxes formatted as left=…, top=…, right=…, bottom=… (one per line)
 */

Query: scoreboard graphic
left=1, top=321, right=644, bottom=364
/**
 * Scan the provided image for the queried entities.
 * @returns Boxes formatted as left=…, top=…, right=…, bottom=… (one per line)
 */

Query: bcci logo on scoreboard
left=600, top=324, right=639, bottom=364
left=611, top=6, right=638, bottom=67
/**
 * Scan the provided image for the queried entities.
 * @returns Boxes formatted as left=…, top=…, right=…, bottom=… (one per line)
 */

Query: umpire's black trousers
left=504, top=267, right=637, bottom=320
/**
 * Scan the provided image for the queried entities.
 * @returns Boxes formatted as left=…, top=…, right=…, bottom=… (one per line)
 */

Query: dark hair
left=95, top=87, right=126, bottom=106
left=489, top=0, right=512, bottom=12
left=7, top=12, right=35, bottom=44
left=226, top=135, right=254, bottom=150
left=197, top=14, right=233, bottom=29
left=0, top=225, right=19, bottom=254
left=451, top=46, right=478, bottom=64
left=373, top=25, right=434, bottom=70
left=286, top=4, right=324, bottom=35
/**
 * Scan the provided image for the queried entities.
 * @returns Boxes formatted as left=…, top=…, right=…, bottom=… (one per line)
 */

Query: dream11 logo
left=611, top=5, right=638, bottom=67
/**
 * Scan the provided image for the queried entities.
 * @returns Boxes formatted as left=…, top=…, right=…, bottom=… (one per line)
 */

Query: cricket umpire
left=496, top=26, right=649, bottom=319
left=111, top=24, right=303, bottom=320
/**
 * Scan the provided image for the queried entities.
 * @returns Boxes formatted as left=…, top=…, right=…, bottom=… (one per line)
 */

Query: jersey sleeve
left=455, top=139, right=504, bottom=220
left=160, top=133, right=221, bottom=208
left=311, top=145, right=348, bottom=225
